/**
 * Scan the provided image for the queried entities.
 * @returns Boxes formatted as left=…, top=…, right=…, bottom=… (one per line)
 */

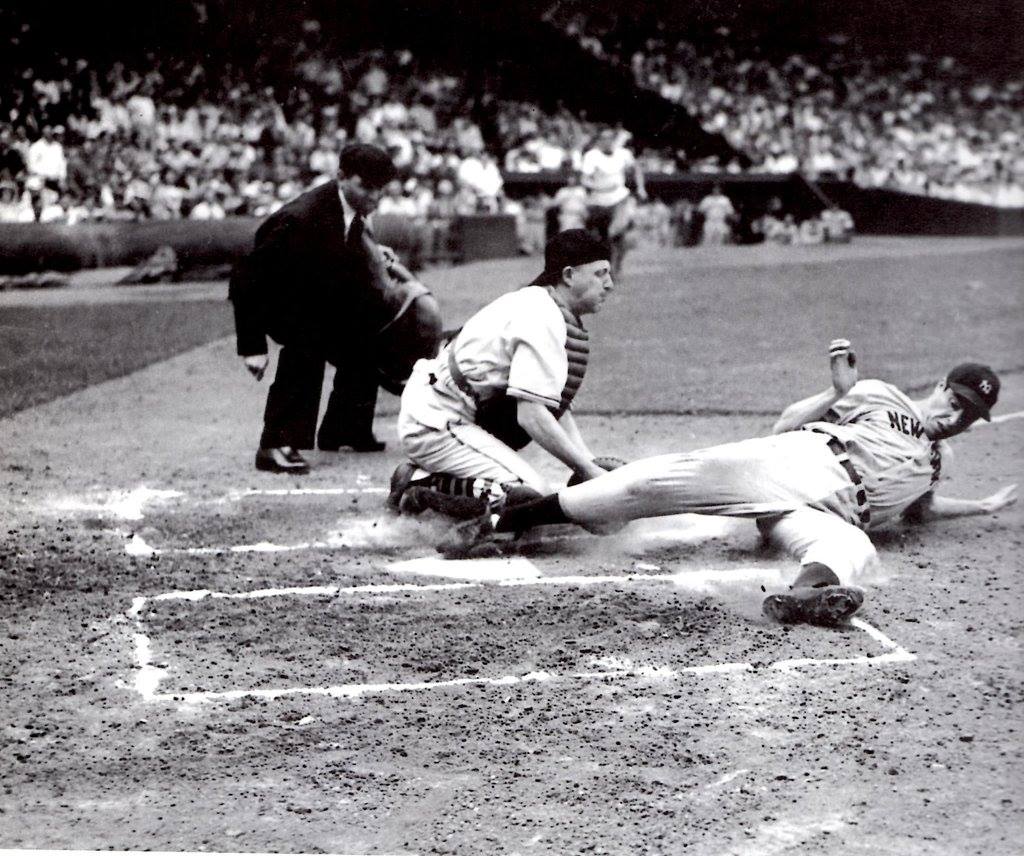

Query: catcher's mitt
left=567, top=456, right=627, bottom=487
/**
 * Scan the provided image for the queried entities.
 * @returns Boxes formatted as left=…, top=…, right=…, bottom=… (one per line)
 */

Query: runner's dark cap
left=947, top=362, right=999, bottom=421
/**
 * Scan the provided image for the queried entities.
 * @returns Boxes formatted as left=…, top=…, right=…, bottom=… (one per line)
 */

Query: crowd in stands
left=2, top=10, right=1021, bottom=229
left=546, top=176, right=854, bottom=250
left=0, top=49, right=472, bottom=224
left=0, top=26, right=588, bottom=227
left=0, top=31, right=673, bottom=261
left=545, top=4, right=1024, bottom=207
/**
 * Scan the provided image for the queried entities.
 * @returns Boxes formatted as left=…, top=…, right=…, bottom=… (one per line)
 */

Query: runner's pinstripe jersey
left=810, top=379, right=948, bottom=529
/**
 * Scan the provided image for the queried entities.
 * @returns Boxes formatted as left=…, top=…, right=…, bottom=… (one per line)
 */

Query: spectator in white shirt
left=150, top=169, right=186, bottom=220
left=0, top=182, right=36, bottom=223
left=26, top=126, right=68, bottom=187
left=377, top=179, right=420, bottom=217
left=457, top=151, right=504, bottom=212
left=821, top=205, right=854, bottom=243
left=189, top=188, right=226, bottom=220
left=37, top=186, right=66, bottom=223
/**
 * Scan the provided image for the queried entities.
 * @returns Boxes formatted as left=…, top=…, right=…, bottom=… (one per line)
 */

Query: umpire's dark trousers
left=259, top=345, right=379, bottom=449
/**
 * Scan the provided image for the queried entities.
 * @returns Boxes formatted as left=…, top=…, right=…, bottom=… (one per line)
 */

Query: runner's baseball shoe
left=437, top=511, right=503, bottom=559
left=762, top=585, right=864, bottom=626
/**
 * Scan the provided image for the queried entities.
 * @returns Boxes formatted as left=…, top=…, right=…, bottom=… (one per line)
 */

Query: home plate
left=387, top=556, right=542, bottom=582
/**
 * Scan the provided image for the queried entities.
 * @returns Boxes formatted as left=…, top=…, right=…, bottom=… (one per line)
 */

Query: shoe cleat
left=762, top=585, right=864, bottom=627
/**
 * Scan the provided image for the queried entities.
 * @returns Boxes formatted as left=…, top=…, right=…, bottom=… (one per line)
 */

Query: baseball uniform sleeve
left=505, top=297, right=567, bottom=408
left=822, top=380, right=881, bottom=424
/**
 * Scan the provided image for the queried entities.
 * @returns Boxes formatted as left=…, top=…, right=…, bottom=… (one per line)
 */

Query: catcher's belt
left=446, top=348, right=531, bottom=450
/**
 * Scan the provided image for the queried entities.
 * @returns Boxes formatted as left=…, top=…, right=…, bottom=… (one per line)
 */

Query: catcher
left=388, top=229, right=623, bottom=555
left=450, top=340, right=1017, bottom=624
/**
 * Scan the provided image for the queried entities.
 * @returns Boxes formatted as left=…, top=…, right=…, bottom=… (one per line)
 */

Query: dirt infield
left=2, top=240, right=1023, bottom=854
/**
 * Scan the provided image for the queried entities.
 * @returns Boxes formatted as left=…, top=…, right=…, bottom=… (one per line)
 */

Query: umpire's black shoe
left=255, top=446, right=310, bottom=474
left=317, top=434, right=386, bottom=453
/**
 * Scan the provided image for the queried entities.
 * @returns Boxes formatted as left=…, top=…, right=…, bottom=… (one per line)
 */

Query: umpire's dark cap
left=947, top=362, right=999, bottom=421
left=529, top=229, right=610, bottom=286
left=339, top=143, right=397, bottom=189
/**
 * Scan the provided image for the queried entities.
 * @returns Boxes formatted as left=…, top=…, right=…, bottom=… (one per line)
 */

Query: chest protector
left=457, top=300, right=590, bottom=451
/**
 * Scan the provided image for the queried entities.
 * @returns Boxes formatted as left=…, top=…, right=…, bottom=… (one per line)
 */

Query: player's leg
left=606, top=197, right=635, bottom=277
left=495, top=451, right=730, bottom=532
left=500, top=433, right=843, bottom=532
left=759, top=508, right=875, bottom=625
left=259, top=344, right=325, bottom=462
left=702, top=220, right=725, bottom=246
left=586, top=204, right=613, bottom=244
left=763, top=507, right=877, bottom=582
left=317, top=362, right=383, bottom=451
left=494, top=432, right=854, bottom=544
left=396, top=418, right=547, bottom=513
left=395, top=419, right=550, bottom=557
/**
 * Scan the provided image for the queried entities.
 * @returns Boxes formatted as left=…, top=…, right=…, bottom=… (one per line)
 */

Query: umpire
left=230, top=143, right=428, bottom=473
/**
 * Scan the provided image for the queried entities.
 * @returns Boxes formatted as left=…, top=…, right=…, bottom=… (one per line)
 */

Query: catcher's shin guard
left=400, top=487, right=487, bottom=519
left=386, top=461, right=420, bottom=513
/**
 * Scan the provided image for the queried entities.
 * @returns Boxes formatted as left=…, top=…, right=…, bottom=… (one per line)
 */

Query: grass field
left=0, top=299, right=233, bottom=417
left=1, top=237, right=1022, bottom=855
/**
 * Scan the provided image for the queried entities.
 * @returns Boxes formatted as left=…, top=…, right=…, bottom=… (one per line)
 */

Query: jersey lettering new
left=809, top=379, right=945, bottom=529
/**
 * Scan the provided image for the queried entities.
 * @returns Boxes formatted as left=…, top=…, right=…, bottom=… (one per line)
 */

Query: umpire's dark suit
left=229, top=180, right=390, bottom=450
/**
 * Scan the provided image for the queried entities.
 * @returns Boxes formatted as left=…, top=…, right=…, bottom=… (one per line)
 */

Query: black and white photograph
left=2, top=1, right=1022, bottom=853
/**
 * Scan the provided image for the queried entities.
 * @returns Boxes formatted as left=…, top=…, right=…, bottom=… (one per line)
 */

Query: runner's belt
left=808, top=429, right=871, bottom=527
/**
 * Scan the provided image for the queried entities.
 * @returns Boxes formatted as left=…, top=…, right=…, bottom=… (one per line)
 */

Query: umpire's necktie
left=348, top=214, right=365, bottom=248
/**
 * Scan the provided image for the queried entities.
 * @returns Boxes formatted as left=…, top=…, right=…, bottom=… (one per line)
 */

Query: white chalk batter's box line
left=0, top=851, right=416, bottom=856
left=42, top=483, right=390, bottom=555
left=47, top=483, right=387, bottom=523
left=125, top=564, right=915, bottom=705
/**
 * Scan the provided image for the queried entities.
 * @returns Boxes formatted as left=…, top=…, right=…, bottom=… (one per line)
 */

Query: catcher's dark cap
left=530, top=229, right=610, bottom=286
left=338, top=143, right=397, bottom=189
left=947, top=362, right=999, bottom=421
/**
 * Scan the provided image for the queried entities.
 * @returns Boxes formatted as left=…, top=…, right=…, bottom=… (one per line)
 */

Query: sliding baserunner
left=449, top=339, right=1017, bottom=625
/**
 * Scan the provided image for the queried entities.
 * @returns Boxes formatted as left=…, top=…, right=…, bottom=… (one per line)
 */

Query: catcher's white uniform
left=558, top=380, right=946, bottom=579
left=398, top=286, right=582, bottom=493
